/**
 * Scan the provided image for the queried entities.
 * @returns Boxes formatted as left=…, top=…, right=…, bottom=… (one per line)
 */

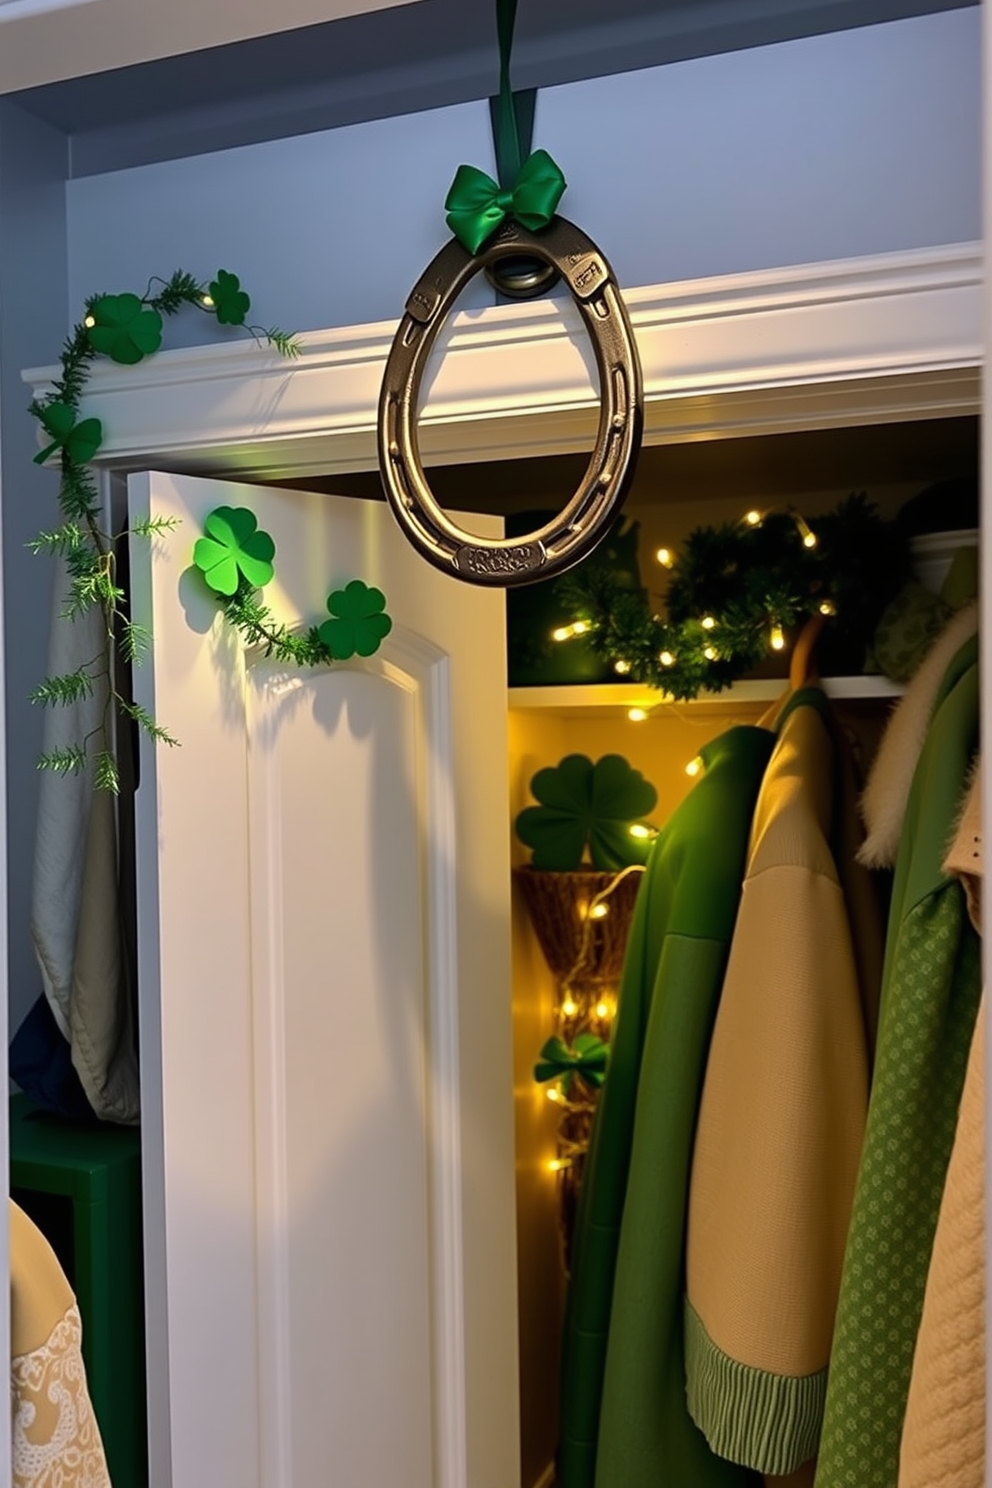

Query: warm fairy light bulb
left=629, top=823, right=651, bottom=840
left=656, top=547, right=674, bottom=568
left=547, top=1087, right=561, bottom=1103
left=803, top=532, right=818, bottom=549
left=84, top=315, right=96, bottom=328
left=703, top=645, right=717, bottom=661
left=552, top=626, right=572, bottom=642
left=561, top=996, right=578, bottom=1018
left=795, top=515, right=817, bottom=549
left=589, top=902, right=609, bottom=921
left=744, top=509, right=762, bottom=527
left=627, top=707, right=649, bottom=723
left=686, top=755, right=704, bottom=778
left=700, top=615, right=716, bottom=631
left=614, top=659, right=631, bottom=675
left=819, top=600, right=837, bottom=616
left=572, top=620, right=589, bottom=635
left=769, top=624, right=786, bottom=651
left=659, top=650, right=675, bottom=667
left=201, top=294, right=215, bottom=308
left=595, top=999, right=611, bottom=1020
left=548, top=1157, right=572, bottom=1173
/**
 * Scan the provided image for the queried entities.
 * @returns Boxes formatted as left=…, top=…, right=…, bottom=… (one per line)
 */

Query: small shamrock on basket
left=319, top=580, right=393, bottom=660
left=85, top=293, right=163, bottom=364
left=516, top=753, right=657, bottom=872
left=207, top=270, right=251, bottom=327
left=193, top=506, right=276, bottom=595
left=33, top=402, right=103, bottom=466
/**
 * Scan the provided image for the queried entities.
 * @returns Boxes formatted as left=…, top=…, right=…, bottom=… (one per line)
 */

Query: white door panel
left=127, top=471, right=517, bottom=1488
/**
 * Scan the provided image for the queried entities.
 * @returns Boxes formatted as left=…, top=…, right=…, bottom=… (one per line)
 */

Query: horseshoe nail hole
left=485, top=255, right=560, bottom=300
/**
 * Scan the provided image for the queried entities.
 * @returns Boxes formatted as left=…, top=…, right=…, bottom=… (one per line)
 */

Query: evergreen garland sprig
left=29, top=269, right=302, bottom=790
left=556, top=494, right=910, bottom=702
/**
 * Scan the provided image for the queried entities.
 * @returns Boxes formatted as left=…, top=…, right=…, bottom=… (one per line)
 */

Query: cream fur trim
left=858, top=602, right=978, bottom=869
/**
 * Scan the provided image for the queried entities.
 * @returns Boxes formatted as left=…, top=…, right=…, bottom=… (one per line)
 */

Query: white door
left=127, top=471, right=519, bottom=1488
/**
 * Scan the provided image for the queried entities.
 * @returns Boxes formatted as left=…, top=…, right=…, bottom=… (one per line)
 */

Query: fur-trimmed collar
left=858, top=602, right=979, bottom=869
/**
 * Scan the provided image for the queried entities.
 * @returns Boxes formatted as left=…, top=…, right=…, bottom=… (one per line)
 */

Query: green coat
left=557, top=725, right=772, bottom=1488
left=815, top=634, right=981, bottom=1488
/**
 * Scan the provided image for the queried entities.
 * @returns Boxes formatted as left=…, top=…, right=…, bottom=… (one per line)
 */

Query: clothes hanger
left=756, top=612, right=826, bottom=730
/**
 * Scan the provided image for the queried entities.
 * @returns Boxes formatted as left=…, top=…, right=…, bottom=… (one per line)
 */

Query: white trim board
left=24, top=242, right=981, bottom=480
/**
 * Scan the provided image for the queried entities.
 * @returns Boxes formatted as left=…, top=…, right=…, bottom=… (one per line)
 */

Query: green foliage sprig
left=29, top=269, right=302, bottom=790
left=555, top=494, right=910, bottom=702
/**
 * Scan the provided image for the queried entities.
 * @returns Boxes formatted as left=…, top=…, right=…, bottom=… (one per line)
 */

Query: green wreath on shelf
left=28, top=270, right=391, bottom=793
left=554, top=494, right=911, bottom=702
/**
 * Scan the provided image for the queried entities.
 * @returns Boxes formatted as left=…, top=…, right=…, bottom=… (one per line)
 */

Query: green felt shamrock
left=534, top=1033, right=609, bottom=1095
left=86, top=294, right=163, bottom=365
left=208, top=270, right=251, bottom=327
left=193, top=506, right=276, bottom=595
left=319, top=580, right=393, bottom=660
left=33, top=402, right=103, bottom=466
left=516, top=753, right=657, bottom=871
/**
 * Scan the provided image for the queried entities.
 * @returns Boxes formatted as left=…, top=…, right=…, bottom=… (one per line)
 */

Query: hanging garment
left=683, top=688, right=883, bottom=1477
left=814, top=631, right=981, bottom=1488
left=31, top=558, right=139, bottom=1124
left=10, top=1199, right=111, bottom=1488
left=898, top=766, right=984, bottom=1488
left=557, top=725, right=775, bottom=1488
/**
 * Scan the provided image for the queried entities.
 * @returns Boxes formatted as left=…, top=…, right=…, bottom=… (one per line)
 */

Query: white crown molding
left=24, top=241, right=982, bottom=481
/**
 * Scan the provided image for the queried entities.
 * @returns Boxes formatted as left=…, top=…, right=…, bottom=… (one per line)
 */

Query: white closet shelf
left=508, top=675, right=904, bottom=717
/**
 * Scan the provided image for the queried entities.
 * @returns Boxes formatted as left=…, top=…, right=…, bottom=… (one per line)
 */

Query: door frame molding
left=24, top=241, right=982, bottom=481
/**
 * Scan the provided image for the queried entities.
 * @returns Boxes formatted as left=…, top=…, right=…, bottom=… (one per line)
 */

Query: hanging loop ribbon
left=534, top=1033, right=610, bottom=1093
left=445, top=149, right=567, bottom=254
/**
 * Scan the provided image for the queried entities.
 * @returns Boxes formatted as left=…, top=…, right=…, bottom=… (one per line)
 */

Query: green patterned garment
left=814, top=637, right=980, bottom=1488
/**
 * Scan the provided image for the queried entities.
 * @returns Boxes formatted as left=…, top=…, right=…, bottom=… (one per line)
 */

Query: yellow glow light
left=573, top=620, right=589, bottom=635
left=561, top=997, right=578, bottom=1018
left=656, top=547, right=674, bottom=568
left=703, top=645, right=717, bottom=661
left=548, top=1158, right=572, bottom=1173
left=84, top=315, right=96, bottom=328
left=629, top=823, right=651, bottom=840
left=659, top=650, right=675, bottom=667
left=745, top=509, right=762, bottom=526
left=546, top=1087, right=561, bottom=1103
left=595, top=1000, right=611, bottom=1020
left=803, top=532, right=818, bottom=549
left=701, top=615, right=716, bottom=631
left=201, top=294, right=215, bottom=308
left=552, top=626, right=572, bottom=642
left=819, top=600, right=836, bottom=616
left=627, top=707, right=649, bottom=723
left=770, top=624, right=786, bottom=651
left=589, top=902, right=609, bottom=921
left=686, top=756, right=704, bottom=778
left=614, top=659, right=631, bottom=675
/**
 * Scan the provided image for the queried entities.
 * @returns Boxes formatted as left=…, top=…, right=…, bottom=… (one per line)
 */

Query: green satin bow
left=534, top=1032, right=609, bottom=1094
left=445, top=148, right=567, bottom=255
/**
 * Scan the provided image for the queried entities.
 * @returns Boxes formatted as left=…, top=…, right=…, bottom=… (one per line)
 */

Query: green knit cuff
left=684, top=1297, right=826, bottom=1475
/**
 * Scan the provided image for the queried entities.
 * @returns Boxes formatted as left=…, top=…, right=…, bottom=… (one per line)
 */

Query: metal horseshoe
left=378, top=216, right=644, bottom=587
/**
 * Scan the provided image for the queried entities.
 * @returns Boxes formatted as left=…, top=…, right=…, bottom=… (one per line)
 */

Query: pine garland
left=555, top=494, right=910, bottom=701
left=30, top=269, right=300, bottom=789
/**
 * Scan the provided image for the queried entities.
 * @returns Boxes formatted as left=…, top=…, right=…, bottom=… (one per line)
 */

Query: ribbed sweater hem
left=684, top=1297, right=825, bottom=1475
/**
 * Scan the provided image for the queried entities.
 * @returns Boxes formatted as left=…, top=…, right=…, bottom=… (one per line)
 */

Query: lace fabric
left=11, top=1302, right=111, bottom=1488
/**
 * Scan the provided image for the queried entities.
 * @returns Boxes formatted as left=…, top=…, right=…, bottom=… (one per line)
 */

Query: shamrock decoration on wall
left=207, top=270, right=251, bottom=327
left=193, top=506, right=276, bottom=595
left=534, top=1033, right=609, bottom=1094
left=516, top=753, right=657, bottom=871
left=33, top=403, right=103, bottom=467
left=319, top=580, right=393, bottom=660
left=85, top=293, right=164, bottom=364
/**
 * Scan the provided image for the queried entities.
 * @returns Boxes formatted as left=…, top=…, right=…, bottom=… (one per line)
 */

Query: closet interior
left=325, top=408, right=980, bottom=1488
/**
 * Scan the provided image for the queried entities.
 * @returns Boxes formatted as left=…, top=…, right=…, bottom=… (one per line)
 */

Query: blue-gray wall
left=0, top=101, right=69, bottom=1040
left=65, top=8, right=980, bottom=339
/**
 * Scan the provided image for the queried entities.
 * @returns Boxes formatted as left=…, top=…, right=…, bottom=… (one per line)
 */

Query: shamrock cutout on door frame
left=193, top=506, right=276, bottom=595
left=208, top=270, right=251, bottom=327
left=515, top=753, right=657, bottom=871
left=33, top=402, right=103, bottom=466
left=319, top=579, right=393, bottom=660
left=86, top=294, right=164, bottom=365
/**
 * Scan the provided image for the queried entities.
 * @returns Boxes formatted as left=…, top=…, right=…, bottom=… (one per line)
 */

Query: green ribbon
left=444, top=0, right=567, bottom=254
left=534, top=1032, right=609, bottom=1094
left=445, top=149, right=567, bottom=255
